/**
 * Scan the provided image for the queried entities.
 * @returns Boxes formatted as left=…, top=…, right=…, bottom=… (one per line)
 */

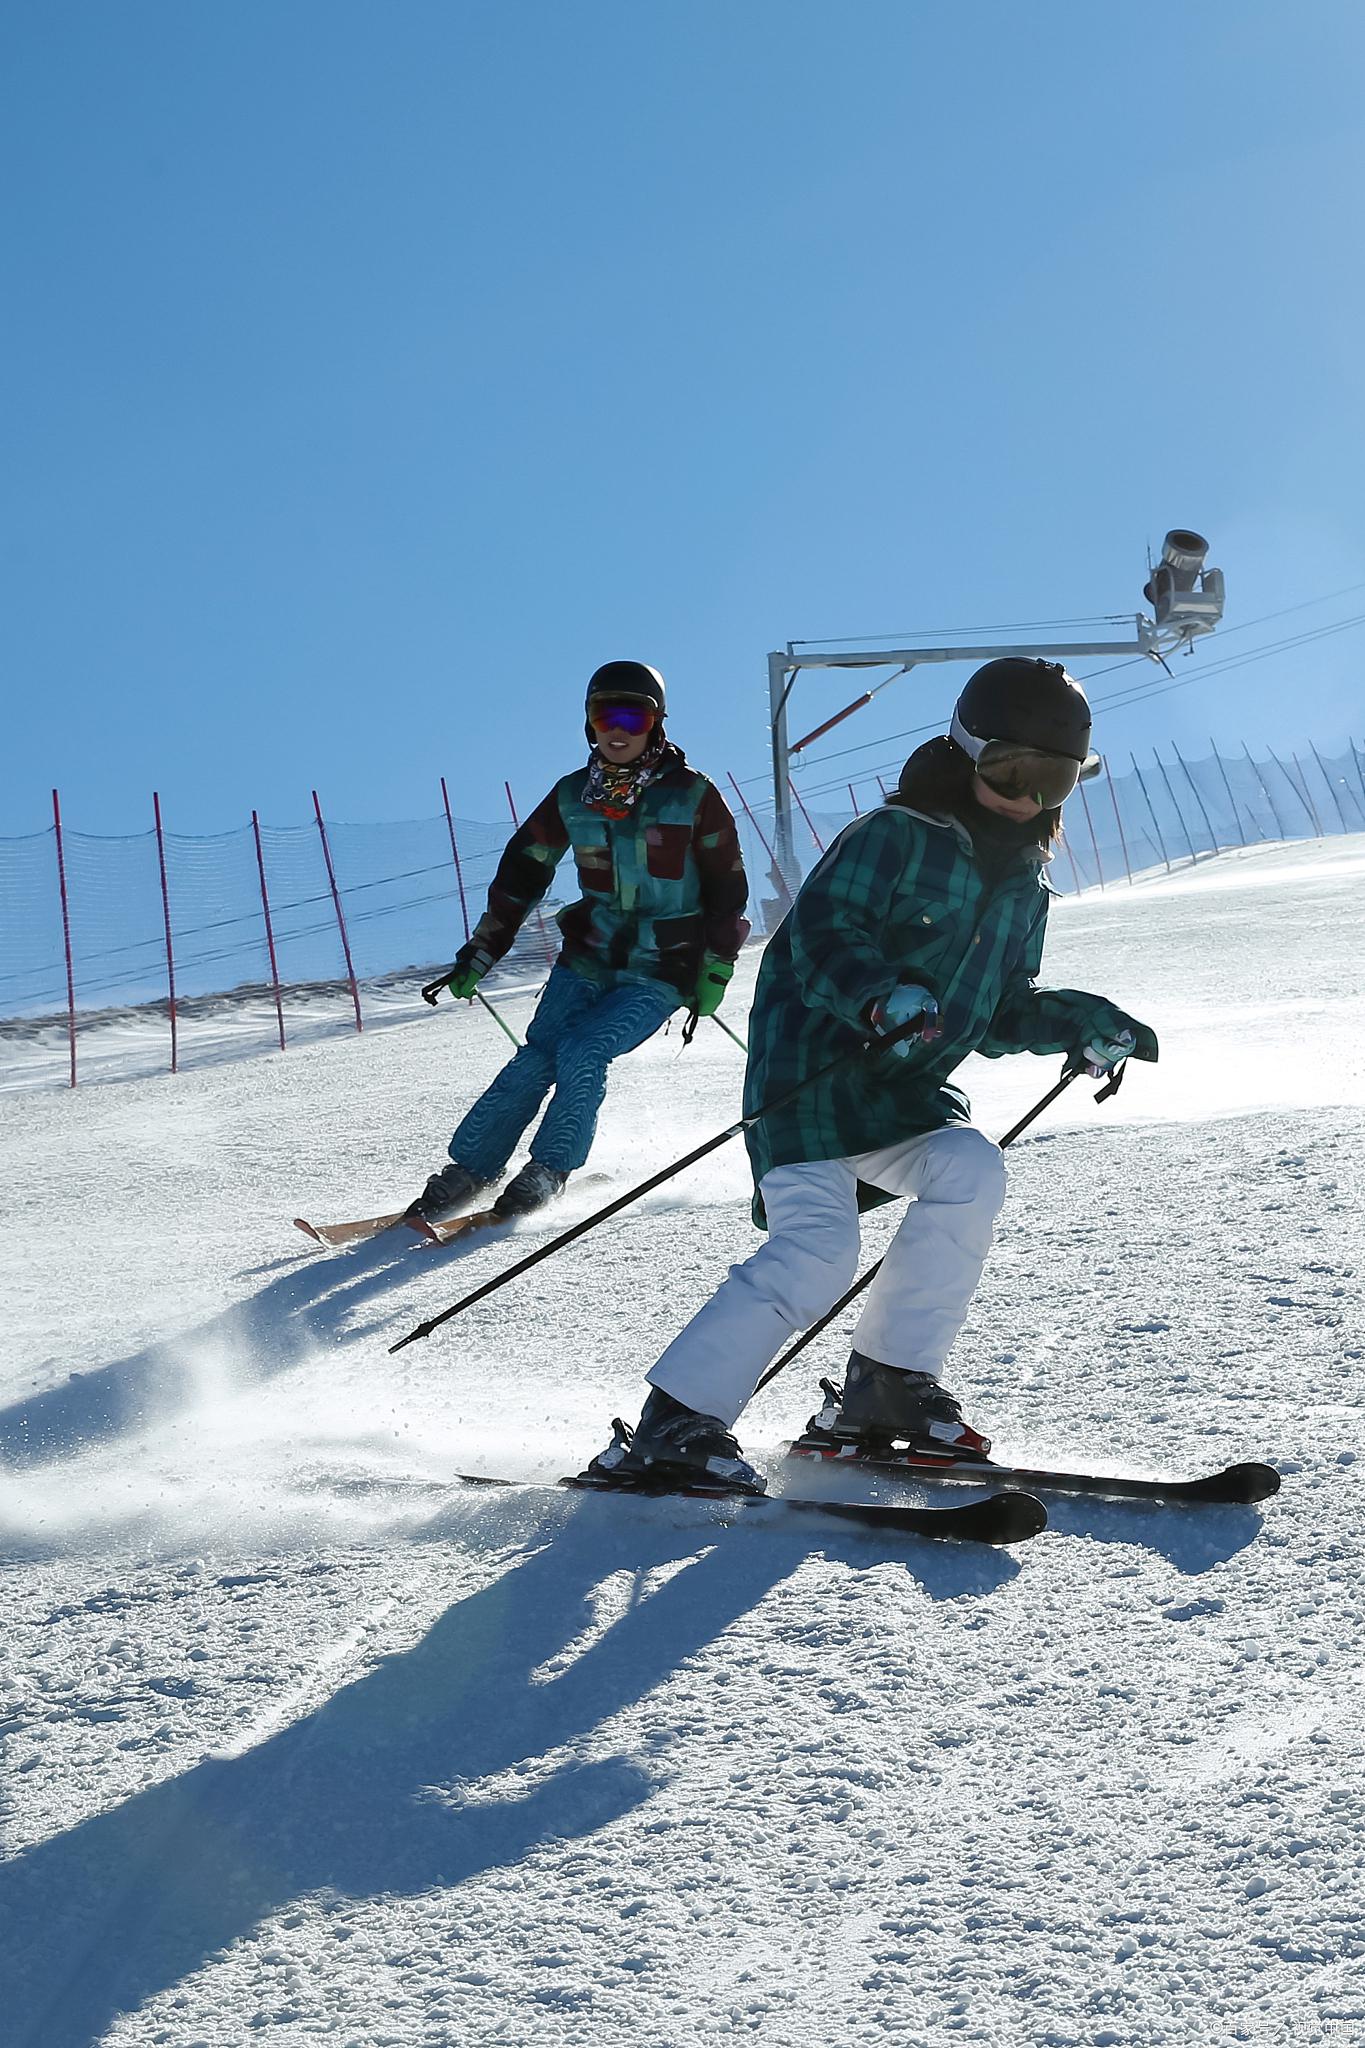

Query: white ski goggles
left=950, top=711, right=1101, bottom=808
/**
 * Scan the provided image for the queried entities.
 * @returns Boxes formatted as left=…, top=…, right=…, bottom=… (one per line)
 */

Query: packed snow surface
left=1, top=834, right=1362, bottom=2046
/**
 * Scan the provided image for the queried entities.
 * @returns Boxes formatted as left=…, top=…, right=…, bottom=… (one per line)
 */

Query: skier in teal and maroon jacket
left=409, top=662, right=750, bottom=1225
left=587, top=658, right=1158, bottom=1495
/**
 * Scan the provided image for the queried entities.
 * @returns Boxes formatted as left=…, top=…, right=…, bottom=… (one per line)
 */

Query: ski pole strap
left=752, top=1060, right=1087, bottom=1397
left=681, top=1010, right=747, bottom=1052
left=1093, top=1058, right=1127, bottom=1103
left=388, top=1014, right=927, bottom=1353
left=1061, top=1051, right=1129, bottom=1103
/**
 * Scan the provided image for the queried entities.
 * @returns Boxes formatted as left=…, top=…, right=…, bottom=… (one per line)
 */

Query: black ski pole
left=388, top=1014, right=931, bottom=1354
left=750, top=1059, right=1106, bottom=1398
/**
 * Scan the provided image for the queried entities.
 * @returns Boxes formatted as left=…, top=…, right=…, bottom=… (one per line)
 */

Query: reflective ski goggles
left=589, top=701, right=657, bottom=736
left=950, top=711, right=1095, bottom=808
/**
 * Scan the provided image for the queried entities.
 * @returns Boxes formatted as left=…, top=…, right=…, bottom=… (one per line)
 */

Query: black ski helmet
left=585, top=661, right=667, bottom=746
left=585, top=660, right=667, bottom=719
left=949, top=657, right=1091, bottom=764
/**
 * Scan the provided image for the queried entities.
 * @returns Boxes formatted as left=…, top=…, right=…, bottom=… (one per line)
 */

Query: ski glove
left=693, top=953, right=735, bottom=1019
left=1079, top=1026, right=1136, bottom=1078
left=1068, top=1005, right=1158, bottom=1076
left=423, top=944, right=493, bottom=1006
left=870, top=982, right=942, bottom=1056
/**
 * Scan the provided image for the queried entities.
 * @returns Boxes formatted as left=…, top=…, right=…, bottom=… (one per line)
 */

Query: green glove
left=423, top=944, right=492, bottom=1006
left=1069, top=1002, right=1159, bottom=1070
left=693, top=953, right=734, bottom=1019
left=448, top=946, right=493, bottom=1000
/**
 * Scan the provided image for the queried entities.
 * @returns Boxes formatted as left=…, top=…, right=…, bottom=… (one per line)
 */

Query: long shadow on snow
left=1037, top=1493, right=1269, bottom=1573
left=0, top=1486, right=1010, bottom=2046
left=0, top=1222, right=507, bottom=1469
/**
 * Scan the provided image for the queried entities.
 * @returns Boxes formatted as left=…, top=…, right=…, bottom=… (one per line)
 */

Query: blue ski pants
left=449, top=964, right=680, bottom=1179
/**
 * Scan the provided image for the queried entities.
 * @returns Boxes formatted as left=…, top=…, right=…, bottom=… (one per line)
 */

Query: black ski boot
left=404, top=1160, right=491, bottom=1226
left=800, top=1353, right=991, bottom=1460
left=492, top=1159, right=567, bottom=1219
left=584, top=1389, right=766, bottom=1495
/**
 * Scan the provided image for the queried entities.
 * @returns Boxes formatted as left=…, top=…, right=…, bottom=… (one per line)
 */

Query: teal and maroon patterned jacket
left=469, top=743, right=750, bottom=997
left=743, top=801, right=1157, bottom=1212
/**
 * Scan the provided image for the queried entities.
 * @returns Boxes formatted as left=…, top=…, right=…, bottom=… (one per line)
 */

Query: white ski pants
left=647, top=1125, right=1007, bottom=1429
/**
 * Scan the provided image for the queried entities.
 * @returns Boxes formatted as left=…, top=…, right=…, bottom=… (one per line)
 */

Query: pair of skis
left=295, top=1204, right=1278, bottom=1547
left=452, top=1467, right=1049, bottom=1546
left=447, top=1447, right=1280, bottom=1550
left=293, top=1209, right=477, bottom=1251
left=293, top=1175, right=613, bottom=1252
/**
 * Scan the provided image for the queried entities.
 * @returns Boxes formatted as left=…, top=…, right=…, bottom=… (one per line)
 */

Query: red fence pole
left=1310, top=741, right=1350, bottom=834
left=312, top=789, right=363, bottom=1032
left=1154, top=749, right=1197, bottom=863
left=1076, top=779, right=1105, bottom=890
left=440, top=776, right=471, bottom=943
left=1210, top=739, right=1248, bottom=848
left=726, top=771, right=792, bottom=919
left=152, top=791, right=179, bottom=1074
left=1171, top=741, right=1220, bottom=854
left=1103, top=759, right=1133, bottom=884
left=1129, top=754, right=1171, bottom=872
left=789, top=777, right=826, bottom=854
left=726, top=773, right=777, bottom=867
left=251, top=810, right=287, bottom=1051
left=847, top=783, right=861, bottom=816
left=52, top=788, right=77, bottom=1088
left=1292, top=753, right=1325, bottom=836
left=1267, top=747, right=1317, bottom=836
left=1242, top=743, right=1286, bottom=840
left=505, top=781, right=555, bottom=966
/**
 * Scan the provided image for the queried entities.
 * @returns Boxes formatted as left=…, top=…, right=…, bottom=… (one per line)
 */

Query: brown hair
left=885, top=737, right=1063, bottom=851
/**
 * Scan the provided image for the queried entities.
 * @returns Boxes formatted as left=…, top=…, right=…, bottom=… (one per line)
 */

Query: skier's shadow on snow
left=0, top=1222, right=509, bottom=1468
left=0, top=1493, right=1007, bottom=2048
left=1033, top=1494, right=1269, bottom=1573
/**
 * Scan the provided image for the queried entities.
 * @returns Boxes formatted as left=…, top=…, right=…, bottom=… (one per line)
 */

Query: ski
left=292, top=1208, right=495, bottom=1251
left=295, top=1176, right=612, bottom=1252
left=784, top=1442, right=1280, bottom=1506
left=450, top=1470, right=1048, bottom=1546
left=294, top=1210, right=406, bottom=1249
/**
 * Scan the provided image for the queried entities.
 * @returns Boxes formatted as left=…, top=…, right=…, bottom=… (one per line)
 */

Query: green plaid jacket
left=743, top=803, right=1156, bottom=1215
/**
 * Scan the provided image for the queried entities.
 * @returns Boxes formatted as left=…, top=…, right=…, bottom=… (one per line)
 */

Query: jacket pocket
left=651, top=911, right=704, bottom=970
left=644, top=822, right=693, bottom=881
left=889, top=898, right=958, bottom=969
left=574, top=844, right=614, bottom=895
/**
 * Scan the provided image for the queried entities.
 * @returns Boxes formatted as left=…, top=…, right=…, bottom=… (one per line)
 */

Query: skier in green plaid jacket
left=589, top=659, right=1157, bottom=1494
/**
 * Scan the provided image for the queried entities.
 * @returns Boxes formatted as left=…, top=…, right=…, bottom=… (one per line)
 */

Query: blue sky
left=3, top=1, right=1362, bottom=838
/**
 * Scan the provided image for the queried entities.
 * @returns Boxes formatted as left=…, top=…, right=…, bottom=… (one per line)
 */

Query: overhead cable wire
left=733, top=587, right=1365, bottom=790
left=790, top=614, right=1132, bottom=647
left=750, top=622, right=1365, bottom=811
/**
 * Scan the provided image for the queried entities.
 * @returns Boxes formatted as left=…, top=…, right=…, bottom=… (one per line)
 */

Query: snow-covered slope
left=2, top=836, right=1362, bottom=2047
